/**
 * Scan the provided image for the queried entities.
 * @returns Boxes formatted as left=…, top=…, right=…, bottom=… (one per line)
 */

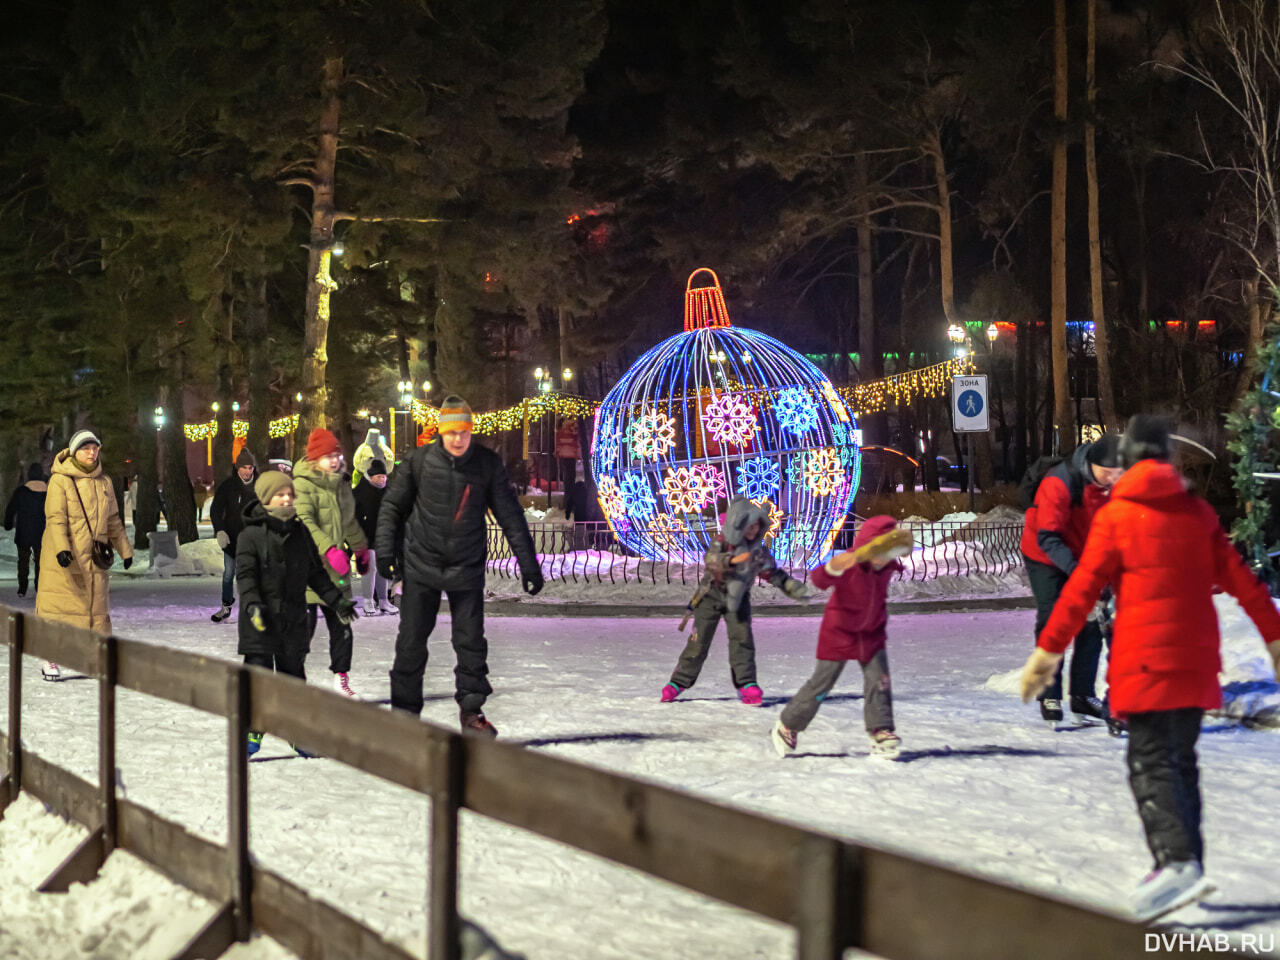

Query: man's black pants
left=390, top=582, right=490, bottom=715
left=1025, top=557, right=1104, bottom=701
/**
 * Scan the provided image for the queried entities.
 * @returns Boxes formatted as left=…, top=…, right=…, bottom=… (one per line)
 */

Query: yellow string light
left=182, top=358, right=973, bottom=443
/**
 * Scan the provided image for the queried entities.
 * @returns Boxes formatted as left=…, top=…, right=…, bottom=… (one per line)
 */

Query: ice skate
left=377, top=601, right=396, bottom=616
left=247, top=732, right=263, bottom=757
left=362, top=599, right=379, bottom=617
left=869, top=728, right=901, bottom=760
left=1039, top=698, right=1064, bottom=726
left=737, top=683, right=763, bottom=706
left=1131, top=861, right=1215, bottom=922
left=770, top=720, right=797, bottom=757
left=1070, top=695, right=1107, bottom=725
left=291, top=742, right=318, bottom=758
left=332, top=672, right=358, bottom=698
left=210, top=603, right=233, bottom=623
left=660, top=683, right=682, bottom=703
left=41, top=661, right=61, bottom=682
left=460, top=712, right=498, bottom=738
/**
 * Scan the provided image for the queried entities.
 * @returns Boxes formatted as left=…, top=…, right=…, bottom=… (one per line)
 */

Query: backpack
left=1016, top=455, right=1064, bottom=510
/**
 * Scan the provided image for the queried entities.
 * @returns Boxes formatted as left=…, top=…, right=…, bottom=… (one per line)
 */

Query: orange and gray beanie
left=438, top=395, right=473, bottom=434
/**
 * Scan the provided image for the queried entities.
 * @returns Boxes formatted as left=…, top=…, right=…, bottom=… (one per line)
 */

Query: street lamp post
left=530, top=366, right=573, bottom=506
left=946, top=322, right=1000, bottom=509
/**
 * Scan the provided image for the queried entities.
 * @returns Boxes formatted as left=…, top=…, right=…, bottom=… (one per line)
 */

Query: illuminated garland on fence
left=181, top=357, right=971, bottom=441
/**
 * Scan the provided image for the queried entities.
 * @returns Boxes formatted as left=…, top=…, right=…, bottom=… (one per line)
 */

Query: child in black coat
left=235, top=470, right=357, bottom=755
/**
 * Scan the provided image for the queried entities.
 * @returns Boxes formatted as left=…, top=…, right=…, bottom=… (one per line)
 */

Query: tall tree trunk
left=296, top=55, right=343, bottom=456
left=927, top=131, right=958, bottom=328
left=1085, top=0, right=1118, bottom=432
left=1014, top=311, right=1030, bottom=479
left=1051, top=0, right=1075, bottom=451
left=158, top=335, right=199, bottom=544
left=213, top=301, right=235, bottom=480
left=132, top=397, right=161, bottom=552
left=245, top=280, right=271, bottom=461
left=854, top=151, right=886, bottom=444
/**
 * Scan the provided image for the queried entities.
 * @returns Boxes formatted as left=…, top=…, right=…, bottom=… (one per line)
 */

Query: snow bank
left=148, top=537, right=224, bottom=578
left=0, top=793, right=296, bottom=960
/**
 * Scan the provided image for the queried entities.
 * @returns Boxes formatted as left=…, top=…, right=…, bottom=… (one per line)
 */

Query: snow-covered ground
left=2, top=577, right=1280, bottom=959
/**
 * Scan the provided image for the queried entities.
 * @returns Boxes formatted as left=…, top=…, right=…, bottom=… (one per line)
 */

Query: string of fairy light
left=182, top=357, right=971, bottom=440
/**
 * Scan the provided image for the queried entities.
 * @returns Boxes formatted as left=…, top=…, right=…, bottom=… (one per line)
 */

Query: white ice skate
left=770, top=720, right=797, bottom=758
left=1131, top=861, right=1215, bottom=922
left=41, top=661, right=61, bottom=682
left=869, top=729, right=901, bottom=760
left=332, top=672, right=358, bottom=699
left=362, top=599, right=379, bottom=617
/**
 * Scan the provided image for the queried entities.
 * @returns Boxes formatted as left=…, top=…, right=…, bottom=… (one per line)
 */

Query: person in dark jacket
left=4, top=463, right=48, bottom=597
left=771, top=516, right=913, bottom=759
left=1022, top=415, right=1280, bottom=920
left=353, top=460, right=392, bottom=616
left=376, top=395, right=543, bottom=737
left=236, top=470, right=356, bottom=756
left=210, top=448, right=258, bottom=623
left=1019, top=435, right=1124, bottom=724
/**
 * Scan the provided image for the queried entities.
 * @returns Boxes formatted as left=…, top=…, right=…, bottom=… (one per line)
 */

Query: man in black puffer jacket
left=4, top=463, right=48, bottom=597
left=376, top=395, right=543, bottom=737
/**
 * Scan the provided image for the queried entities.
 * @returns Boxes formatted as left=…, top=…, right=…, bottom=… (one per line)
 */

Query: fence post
left=428, top=734, right=463, bottom=960
left=1, top=610, right=22, bottom=813
left=98, top=634, right=117, bottom=853
left=793, top=835, right=853, bottom=960
left=227, top=665, right=251, bottom=941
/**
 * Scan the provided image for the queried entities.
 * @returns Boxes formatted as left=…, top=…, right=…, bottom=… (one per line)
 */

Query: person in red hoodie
left=1020, top=435, right=1125, bottom=724
left=1021, top=415, right=1280, bottom=921
left=770, top=515, right=913, bottom=760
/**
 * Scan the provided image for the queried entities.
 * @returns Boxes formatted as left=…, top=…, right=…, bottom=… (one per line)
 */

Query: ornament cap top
left=684, top=268, right=732, bottom=331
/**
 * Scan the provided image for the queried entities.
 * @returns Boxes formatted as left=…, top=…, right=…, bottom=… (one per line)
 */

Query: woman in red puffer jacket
left=1021, top=415, right=1280, bottom=921
left=771, top=515, right=912, bottom=760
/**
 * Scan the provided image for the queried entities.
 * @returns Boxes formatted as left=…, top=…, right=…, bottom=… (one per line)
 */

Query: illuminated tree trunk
left=296, top=56, right=343, bottom=455
left=245, top=280, right=271, bottom=459
left=1085, top=0, right=1118, bottom=431
left=212, top=302, right=235, bottom=479
left=1051, top=0, right=1075, bottom=450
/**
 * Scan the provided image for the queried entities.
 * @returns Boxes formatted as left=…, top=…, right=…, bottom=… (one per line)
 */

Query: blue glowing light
left=737, top=457, right=781, bottom=500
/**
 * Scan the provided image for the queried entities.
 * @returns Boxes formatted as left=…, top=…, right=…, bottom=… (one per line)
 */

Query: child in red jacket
left=771, top=515, right=913, bottom=759
left=1021, top=416, right=1280, bottom=921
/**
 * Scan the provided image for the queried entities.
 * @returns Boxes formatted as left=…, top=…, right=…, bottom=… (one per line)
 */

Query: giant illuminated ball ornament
left=591, top=268, right=861, bottom=564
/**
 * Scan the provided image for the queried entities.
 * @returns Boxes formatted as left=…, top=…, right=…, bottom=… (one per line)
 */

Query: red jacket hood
left=854, top=515, right=898, bottom=549
left=1110, top=460, right=1186, bottom=504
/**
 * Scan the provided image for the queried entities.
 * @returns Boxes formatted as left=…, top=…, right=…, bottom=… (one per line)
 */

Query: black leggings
left=307, top=603, right=353, bottom=674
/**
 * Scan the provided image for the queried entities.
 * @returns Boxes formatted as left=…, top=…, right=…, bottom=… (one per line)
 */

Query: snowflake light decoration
left=752, top=498, right=785, bottom=541
left=593, top=416, right=621, bottom=470
left=700, top=393, right=758, bottom=446
left=689, top=463, right=727, bottom=502
left=647, top=513, right=690, bottom=552
left=596, top=476, right=626, bottom=520
left=804, top=447, right=846, bottom=496
left=628, top=409, right=677, bottom=462
left=774, top=388, right=820, bottom=434
left=662, top=466, right=718, bottom=513
left=619, top=472, right=658, bottom=518
left=736, top=457, right=780, bottom=500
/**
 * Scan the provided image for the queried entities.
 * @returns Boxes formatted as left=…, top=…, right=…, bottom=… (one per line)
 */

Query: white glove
left=1020, top=647, right=1064, bottom=703
left=215, top=530, right=230, bottom=550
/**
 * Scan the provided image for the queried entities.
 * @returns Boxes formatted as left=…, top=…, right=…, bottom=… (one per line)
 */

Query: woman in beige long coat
left=35, top=430, right=133, bottom=679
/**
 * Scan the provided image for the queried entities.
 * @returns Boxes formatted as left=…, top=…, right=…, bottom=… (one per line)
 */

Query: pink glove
left=354, top=549, right=371, bottom=575
left=324, top=546, right=351, bottom=576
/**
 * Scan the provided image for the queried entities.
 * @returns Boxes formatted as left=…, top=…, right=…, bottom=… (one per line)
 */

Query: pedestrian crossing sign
left=951, top=375, right=989, bottom=432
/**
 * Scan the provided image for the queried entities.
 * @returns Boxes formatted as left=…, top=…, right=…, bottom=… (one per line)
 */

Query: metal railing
left=0, top=606, right=1203, bottom=960
left=487, top=520, right=1026, bottom=586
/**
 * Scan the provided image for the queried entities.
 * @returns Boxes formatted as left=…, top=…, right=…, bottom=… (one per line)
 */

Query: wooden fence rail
left=0, top=606, right=1229, bottom=960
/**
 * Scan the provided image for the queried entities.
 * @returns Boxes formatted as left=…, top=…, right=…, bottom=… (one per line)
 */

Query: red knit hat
left=305, top=428, right=341, bottom=461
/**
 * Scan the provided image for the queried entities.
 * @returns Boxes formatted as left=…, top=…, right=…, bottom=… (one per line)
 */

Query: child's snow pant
left=1127, top=707, right=1204, bottom=868
left=670, top=591, right=756, bottom=689
left=780, top=649, right=894, bottom=733
left=307, top=603, right=353, bottom=674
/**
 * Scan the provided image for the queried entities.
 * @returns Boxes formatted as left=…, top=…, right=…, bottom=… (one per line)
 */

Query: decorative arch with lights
left=591, top=268, right=861, bottom=565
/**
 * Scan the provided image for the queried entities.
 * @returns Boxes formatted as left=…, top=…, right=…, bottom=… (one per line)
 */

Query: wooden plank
left=428, top=736, right=462, bottom=960
left=171, top=901, right=236, bottom=960
left=464, top=739, right=806, bottom=922
left=248, top=667, right=440, bottom=793
left=792, top=835, right=844, bottom=960
left=99, top=635, right=118, bottom=853
left=226, top=668, right=251, bottom=942
left=21, top=748, right=97, bottom=827
left=20, top=614, right=96, bottom=676
left=251, top=867, right=417, bottom=960
left=117, top=798, right=229, bottom=903
left=858, top=845, right=1223, bottom=960
left=116, top=638, right=229, bottom=715
left=38, top=827, right=106, bottom=892
left=5, top=609, right=23, bottom=810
